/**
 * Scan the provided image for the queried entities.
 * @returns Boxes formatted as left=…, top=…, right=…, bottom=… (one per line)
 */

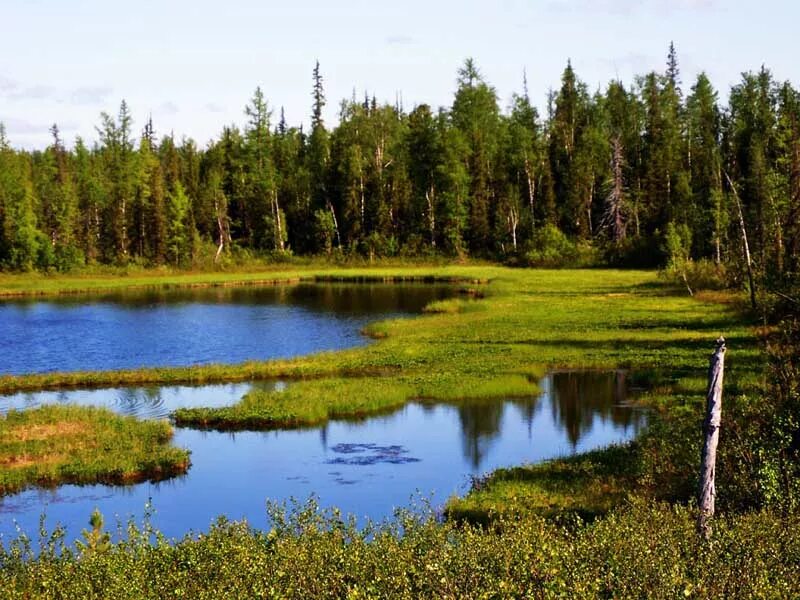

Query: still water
left=0, top=371, right=645, bottom=543
left=0, top=283, right=457, bottom=375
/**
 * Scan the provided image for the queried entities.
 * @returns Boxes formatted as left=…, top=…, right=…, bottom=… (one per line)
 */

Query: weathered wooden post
left=697, top=336, right=726, bottom=539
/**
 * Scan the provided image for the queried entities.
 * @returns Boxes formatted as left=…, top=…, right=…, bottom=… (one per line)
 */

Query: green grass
left=446, top=444, right=642, bottom=524
left=0, top=261, right=487, bottom=298
left=0, top=264, right=761, bottom=516
left=0, top=405, right=190, bottom=495
left=0, top=264, right=783, bottom=597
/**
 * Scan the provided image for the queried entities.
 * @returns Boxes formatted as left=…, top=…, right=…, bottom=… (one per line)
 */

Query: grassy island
left=0, top=405, right=189, bottom=496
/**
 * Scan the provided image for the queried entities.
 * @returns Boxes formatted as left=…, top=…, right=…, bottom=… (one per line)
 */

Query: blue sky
left=0, top=0, right=796, bottom=149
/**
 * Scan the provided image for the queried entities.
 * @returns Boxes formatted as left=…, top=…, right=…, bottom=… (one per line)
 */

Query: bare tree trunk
left=524, top=153, right=535, bottom=231
left=508, top=205, right=519, bottom=251
left=273, top=189, right=284, bottom=251
left=698, top=336, right=726, bottom=540
left=327, top=200, right=341, bottom=248
left=214, top=194, right=230, bottom=264
left=214, top=219, right=225, bottom=263
left=605, top=136, right=626, bottom=244
left=426, top=187, right=436, bottom=248
left=359, top=172, right=365, bottom=231
left=725, top=171, right=757, bottom=310
left=120, top=195, right=128, bottom=258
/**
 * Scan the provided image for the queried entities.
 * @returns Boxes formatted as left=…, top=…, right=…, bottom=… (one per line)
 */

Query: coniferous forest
left=5, top=36, right=800, bottom=596
left=1, top=46, right=798, bottom=295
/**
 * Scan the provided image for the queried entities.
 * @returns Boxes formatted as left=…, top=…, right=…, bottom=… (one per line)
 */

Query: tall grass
left=0, top=405, right=189, bottom=495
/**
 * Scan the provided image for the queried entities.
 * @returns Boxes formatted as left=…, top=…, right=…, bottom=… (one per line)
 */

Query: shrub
left=523, top=224, right=579, bottom=267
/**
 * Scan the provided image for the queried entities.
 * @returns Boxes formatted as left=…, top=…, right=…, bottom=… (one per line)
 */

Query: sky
left=0, top=0, right=796, bottom=149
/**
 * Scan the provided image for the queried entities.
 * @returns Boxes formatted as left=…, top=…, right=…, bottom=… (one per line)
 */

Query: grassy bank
left=169, top=268, right=759, bottom=435
left=0, top=261, right=484, bottom=298
left=1, top=264, right=784, bottom=597
left=1, top=265, right=762, bottom=518
left=0, top=266, right=760, bottom=402
left=0, top=405, right=189, bottom=495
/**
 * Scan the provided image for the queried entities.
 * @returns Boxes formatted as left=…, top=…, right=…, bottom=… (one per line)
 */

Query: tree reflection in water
left=455, top=370, right=645, bottom=467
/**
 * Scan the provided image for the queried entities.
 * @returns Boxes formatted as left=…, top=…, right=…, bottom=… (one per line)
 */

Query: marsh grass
left=0, top=265, right=786, bottom=597
left=0, top=405, right=189, bottom=495
left=446, top=444, right=641, bottom=524
left=1, top=265, right=761, bottom=519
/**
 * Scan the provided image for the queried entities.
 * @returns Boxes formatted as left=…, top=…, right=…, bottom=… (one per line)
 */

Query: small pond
left=0, top=282, right=457, bottom=375
left=0, top=371, right=646, bottom=544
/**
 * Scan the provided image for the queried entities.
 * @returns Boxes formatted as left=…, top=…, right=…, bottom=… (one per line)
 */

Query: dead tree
left=602, top=136, right=626, bottom=244
left=724, top=171, right=757, bottom=311
left=697, top=336, right=726, bottom=539
left=213, top=191, right=232, bottom=264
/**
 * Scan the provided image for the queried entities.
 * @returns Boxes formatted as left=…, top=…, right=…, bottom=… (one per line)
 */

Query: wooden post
left=698, top=336, right=726, bottom=539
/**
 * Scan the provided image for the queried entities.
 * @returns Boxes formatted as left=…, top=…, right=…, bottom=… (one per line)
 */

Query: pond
left=0, top=282, right=457, bottom=375
left=0, top=371, right=646, bottom=544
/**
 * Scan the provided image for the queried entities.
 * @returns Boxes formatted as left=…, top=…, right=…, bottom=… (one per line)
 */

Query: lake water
left=0, top=282, right=457, bottom=375
left=0, top=371, right=645, bottom=544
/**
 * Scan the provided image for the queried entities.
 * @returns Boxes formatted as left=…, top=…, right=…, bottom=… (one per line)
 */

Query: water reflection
left=452, top=370, right=643, bottom=467
left=547, top=370, right=637, bottom=448
left=0, top=383, right=275, bottom=419
left=0, top=371, right=646, bottom=542
left=454, top=399, right=507, bottom=469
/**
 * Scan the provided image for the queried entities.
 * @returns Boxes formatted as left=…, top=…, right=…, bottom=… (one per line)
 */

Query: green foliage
left=664, top=222, right=693, bottom=269
left=76, top=509, right=112, bottom=556
left=662, top=223, right=728, bottom=291
left=523, top=224, right=579, bottom=267
left=313, top=209, right=336, bottom=255
left=0, top=52, right=797, bottom=296
left=166, top=181, right=191, bottom=265
left=1, top=500, right=799, bottom=598
left=0, top=405, right=190, bottom=495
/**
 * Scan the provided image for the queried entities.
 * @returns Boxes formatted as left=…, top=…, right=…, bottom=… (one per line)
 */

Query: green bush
left=1, top=500, right=798, bottom=599
left=523, top=224, right=579, bottom=267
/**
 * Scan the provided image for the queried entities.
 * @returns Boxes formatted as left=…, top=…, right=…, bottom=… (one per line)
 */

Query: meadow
left=1, top=263, right=782, bottom=598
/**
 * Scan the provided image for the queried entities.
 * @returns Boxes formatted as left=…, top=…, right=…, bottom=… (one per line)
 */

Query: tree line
left=0, top=46, right=798, bottom=286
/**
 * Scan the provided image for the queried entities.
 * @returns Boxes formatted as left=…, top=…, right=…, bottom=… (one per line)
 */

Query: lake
left=0, top=283, right=645, bottom=545
left=0, top=371, right=645, bottom=544
left=0, top=283, right=457, bottom=375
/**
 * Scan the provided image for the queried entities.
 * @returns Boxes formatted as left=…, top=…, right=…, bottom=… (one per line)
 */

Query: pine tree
left=506, top=82, right=543, bottom=242
left=687, top=73, right=724, bottom=261
left=308, top=61, right=338, bottom=250
left=451, top=58, right=502, bottom=254
left=166, top=180, right=190, bottom=265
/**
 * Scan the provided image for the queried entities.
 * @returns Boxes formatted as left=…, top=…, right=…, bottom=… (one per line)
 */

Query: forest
left=0, top=45, right=797, bottom=294
left=3, top=42, right=800, bottom=597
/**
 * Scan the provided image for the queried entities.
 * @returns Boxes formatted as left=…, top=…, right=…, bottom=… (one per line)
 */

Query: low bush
left=1, top=499, right=797, bottom=599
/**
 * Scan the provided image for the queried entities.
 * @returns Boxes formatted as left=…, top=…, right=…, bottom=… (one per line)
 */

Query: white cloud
left=7, top=84, right=56, bottom=101
left=0, top=76, right=18, bottom=93
left=158, top=101, right=180, bottom=115
left=546, top=0, right=714, bottom=14
left=70, top=86, right=113, bottom=105
left=386, top=35, right=414, bottom=45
